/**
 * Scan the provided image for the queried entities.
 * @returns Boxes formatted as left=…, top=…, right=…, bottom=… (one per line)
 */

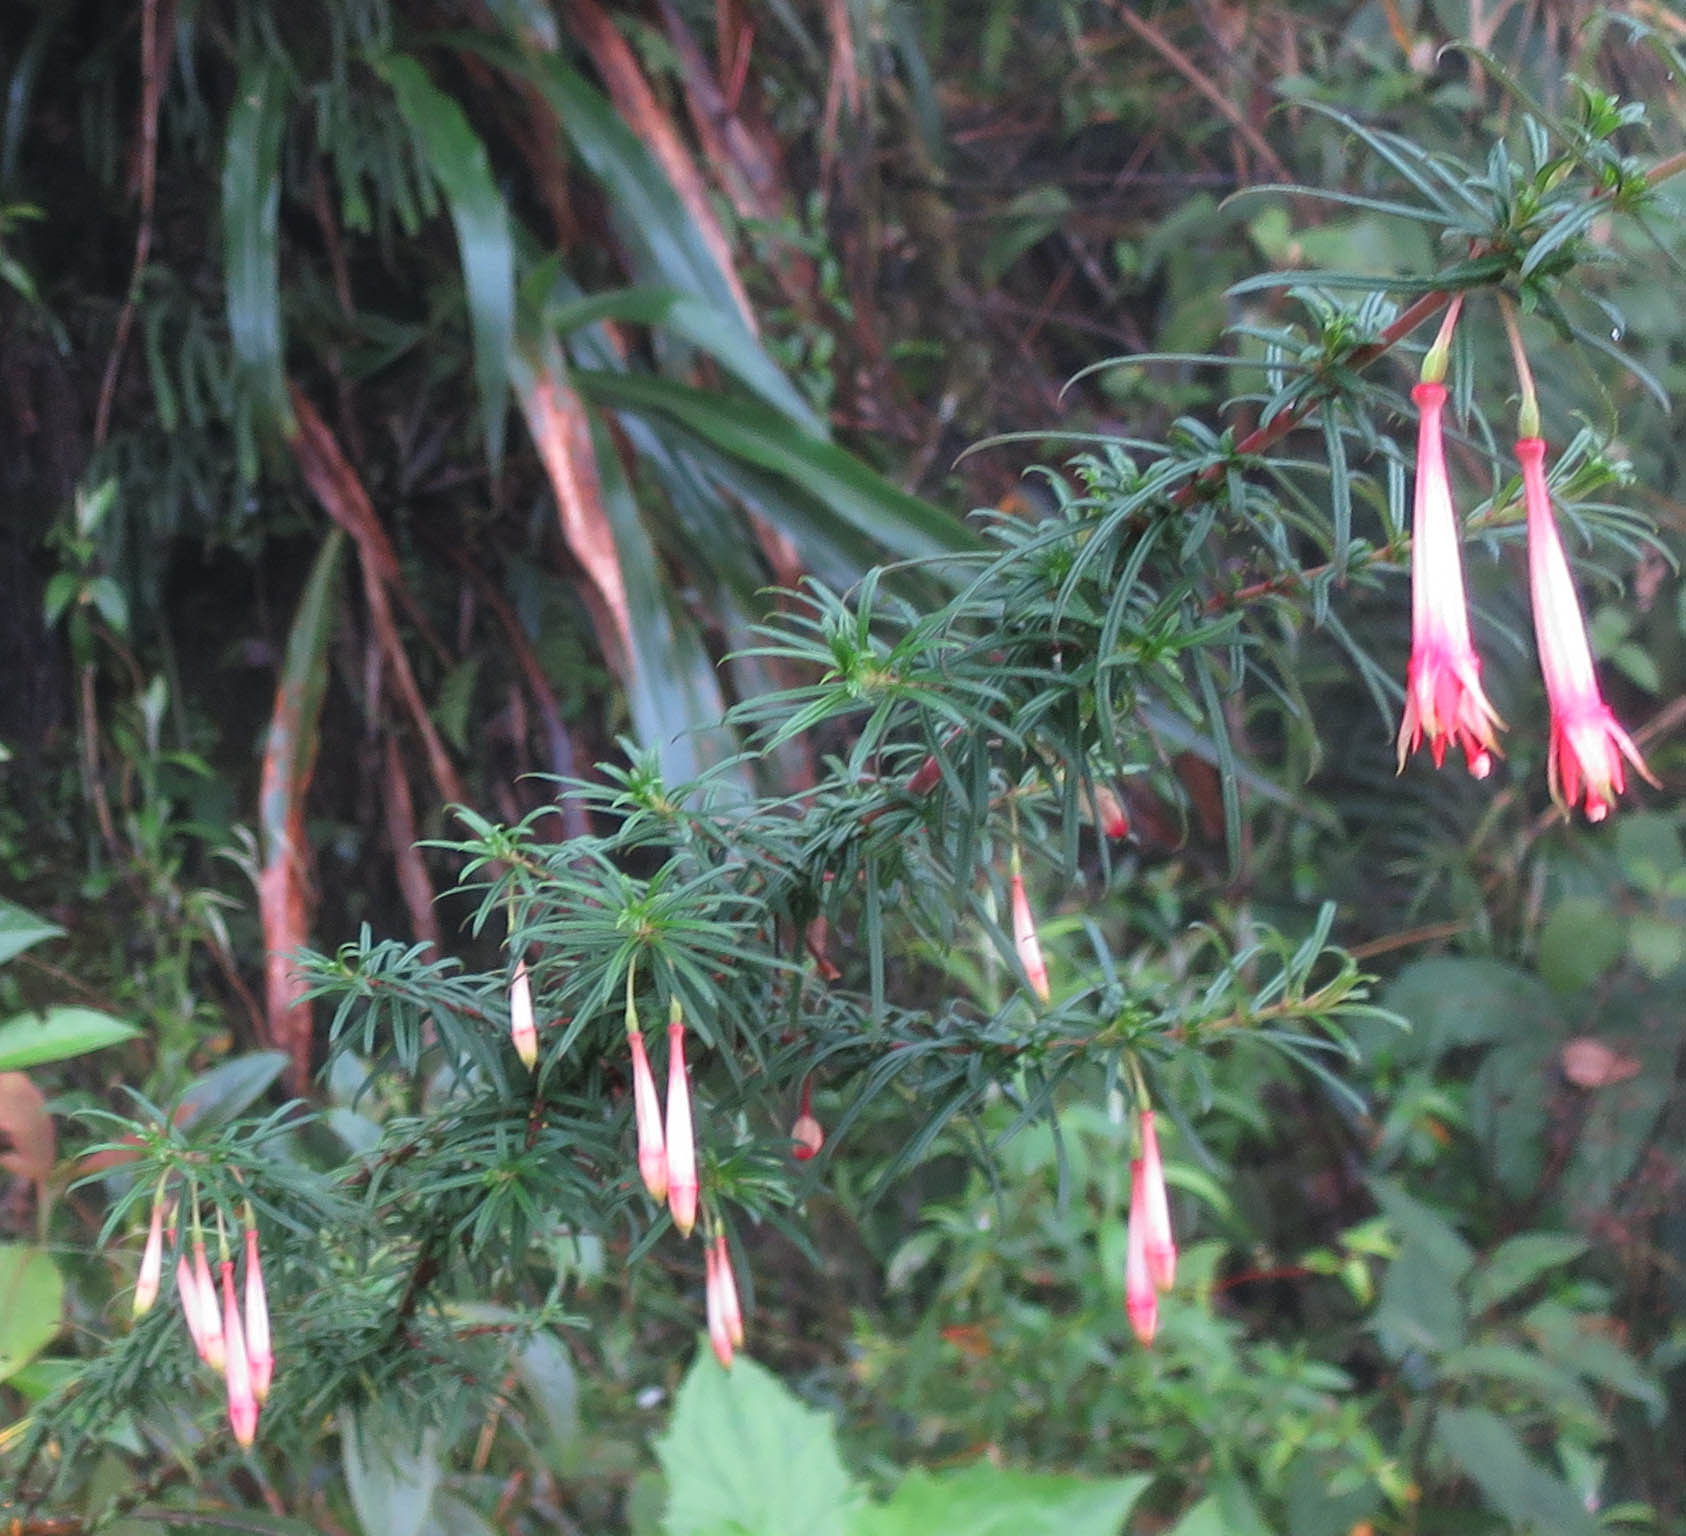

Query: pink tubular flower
left=509, top=959, right=538, bottom=1071
left=244, top=1224, right=273, bottom=1403
left=193, top=1236, right=226, bottom=1372
left=1009, top=870, right=1051, bottom=1003
left=1397, top=381, right=1505, bottom=777
left=220, top=1259, right=259, bottom=1447
left=1125, top=1158, right=1158, bottom=1346
left=664, top=1000, right=699, bottom=1238
left=790, top=1113, right=824, bottom=1161
left=628, top=1028, right=668, bottom=1202
left=134, top=1193, right=166, bottom=1317
left=704, top=1235, right=733, bottom=1369
left=1138, top=1111, right=1177, bottom=1294
left=1518, top=437, right=1657, bottom=821
left=713, top=1232, right=744, bottom=1349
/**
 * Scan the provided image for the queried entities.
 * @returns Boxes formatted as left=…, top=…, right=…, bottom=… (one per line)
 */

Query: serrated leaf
left=1467, top=1232, right=1588, bottom=1313
left=852, top=1465, right=1150, bottom=1536
left=0, top=1007, right=138, bottom=1071
left=1433, top=1406, right=1598, bottom=1536
left=656, top=1349, right=858, bottom=1536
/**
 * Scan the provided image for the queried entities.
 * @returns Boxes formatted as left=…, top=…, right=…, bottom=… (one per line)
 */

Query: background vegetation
left=1, top=1, right=1684, bottom=1532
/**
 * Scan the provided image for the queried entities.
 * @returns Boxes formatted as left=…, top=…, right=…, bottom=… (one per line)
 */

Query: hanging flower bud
left=219, top=1258, right=259, bottom=1447
left=1009, top=866, right=1051, bottom=1003
left=1519, top=437, right=1657, bottom=821
left=1125, top=1158, right=1158, bottom=1346
left=664, top=999, right=699, bottom=1238
left=713, top=1232, right=745, bottom=1350
left=193, top=1234, right=226, bottom=1372
left=1090, top=782, right=1129, bottom=840
left=627, top=1027, right=668, bottom=1202
left=244, top=1223, right=273, bottom=1402
left=1138, top=1110, right=1177, bottom=1294
left=704, top=1235, right=734, bottom=1369
left=509, top=958, right=538, bottom=1070
left=1396, top=380, right=1505, bottom=777
left=790, top=1113, right=824, bottom=1160
left=133, top=1188, right=167, bottom=1317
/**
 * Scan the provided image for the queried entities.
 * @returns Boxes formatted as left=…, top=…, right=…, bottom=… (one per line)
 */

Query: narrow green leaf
left=222, top=58, right=293, bottom=437
left=576, top=370, right=981, bottom=566
left=0, top=1007, right=139, bottom=1071
left=376, top=55, right=515, bottom=478
left=546, top=283, right=824, bottom=434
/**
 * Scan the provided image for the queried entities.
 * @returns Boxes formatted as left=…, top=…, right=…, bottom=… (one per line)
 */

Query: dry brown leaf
left=1561, top=1037, right=1642, bottom=1089
left=516, top=356, right=634, bottom=677
left=0, top=1072, right=55, bottom=1183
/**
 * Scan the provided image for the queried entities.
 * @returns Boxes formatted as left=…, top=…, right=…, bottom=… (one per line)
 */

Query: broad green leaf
left=1432, top=1406, right=1597, bottom=1536
left=511, top=1327, right=579, bottom=1470
left=576, top=371, right=980, bottom=565
left=1467, top=1232, right=1588, bottom=1313
left=175, top=1051, right=291, bottom=1132
left=852, top=1465, right=1150, bottom=1536
left=222, top=58, right=292, bottom=438
left=0, top=1007, right=138, bottom=1071
left=1370, top=957, right=1558, bottom=1064
left=1537, top=896, right=1625, bottom=993
left=341, top=1408, right=442, bottom=1536
left=0, top=1243, right=63, bottom=1381
left=0, top=899, right=63, bottom=966
left=263, top=531, right=344, bottom=839
left=376, top=55, right=515, bottom=479
left=657, top=1348, right=858, bottom=1536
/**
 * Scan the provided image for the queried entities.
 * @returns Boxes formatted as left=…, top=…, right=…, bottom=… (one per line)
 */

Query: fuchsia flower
left=244, top=1223, right=273, bottom=1403
left=509, top=959, right=538, bottom=1071
left=219, top=1258, right=259, bottom=1447
left=1009, top=868, right=1051, bottom=1003
left=1397, top=381, right=1505, bottom=778
left=790, top=1113, right=824, bottom=1161
left=704, top=1234, right=734, bottom=1369
left=664, top=1000, right=699, bottom=1238
left=1125, top=1157, right=1158, bottom=1346
left=133, top=1191, right=166, bottom=1317
left=1137, top=1111, right=1177, bottom=1294
left=627, top=1028, right=668, bottom=1203
left=191, top=1236, right=226, bottom=1372
left=1518, top=438, right=1657, bottom=821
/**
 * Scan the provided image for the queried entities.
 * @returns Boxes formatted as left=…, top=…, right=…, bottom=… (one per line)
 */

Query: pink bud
left=1125, top=1158, right=1158, bottom=1346
left=664, top=1003, right=698, bottom=1237
left=194, top=1237, right=226, bottom=1372
left=704, top=1237, right=734, bottom=1369
left=1091, top=783, right=1129, bottom=840
left=220, top=1259, right=259, bottom=1447
left=713, top=1232, right=744, bottom=1349
left=1138, top=1111, right=1177, bottom=1294
left=790, top=1113, right=824, bottom=1161
left=628, top=1029, right=668, bottom=1202
left=1010, top=872, right=1051, bottom=1003
left=134, top=1195, right=166, bottom=1317
left=509, top=959, right=538, bottom=1070
left=244, top=1226, right=273, bottom=1403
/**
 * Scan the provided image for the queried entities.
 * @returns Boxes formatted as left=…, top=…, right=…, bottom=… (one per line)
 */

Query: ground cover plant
left=2, top=2, right=1685, bottom=1533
